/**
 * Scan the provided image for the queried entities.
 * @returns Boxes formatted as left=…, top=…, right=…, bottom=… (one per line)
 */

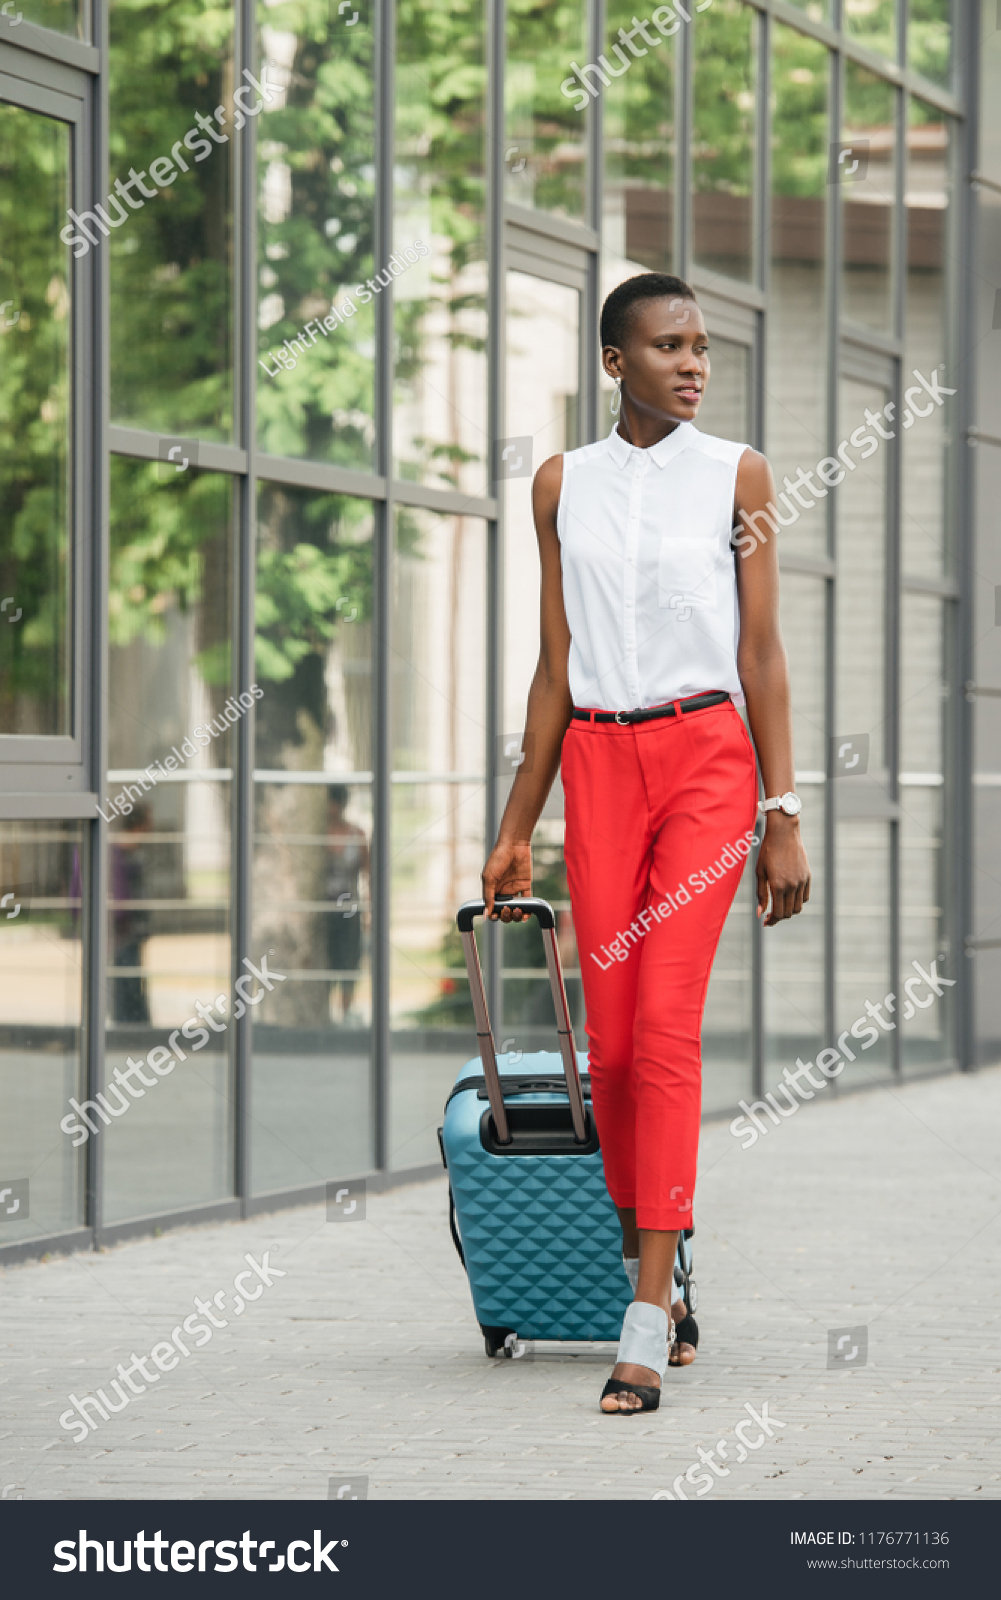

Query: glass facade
left=0, top=0, right=986, bottom=1258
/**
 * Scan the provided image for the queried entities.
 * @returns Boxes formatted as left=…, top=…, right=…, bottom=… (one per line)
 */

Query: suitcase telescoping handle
left=456, top=896, right=588, bottom=1147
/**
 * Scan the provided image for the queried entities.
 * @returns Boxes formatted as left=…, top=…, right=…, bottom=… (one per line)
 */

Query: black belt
left=572, top=690, right=731, bottom=725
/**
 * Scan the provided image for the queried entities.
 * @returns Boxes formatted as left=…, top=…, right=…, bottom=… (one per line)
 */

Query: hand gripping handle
left=455, top=896, right=588, bottom=1146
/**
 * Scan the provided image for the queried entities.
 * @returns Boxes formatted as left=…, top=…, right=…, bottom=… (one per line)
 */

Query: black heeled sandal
left=599, top=1301, right=673, bottom=1415
left=668, top=1313, right=699, bottom=1364
left=599, top=1376, right=661, bottom=1413
left=668, top=1236, right=699, bottom=1365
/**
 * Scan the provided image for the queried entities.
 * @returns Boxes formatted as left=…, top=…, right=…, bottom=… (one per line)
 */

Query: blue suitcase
left=438, top=896, right=695, bottom=1357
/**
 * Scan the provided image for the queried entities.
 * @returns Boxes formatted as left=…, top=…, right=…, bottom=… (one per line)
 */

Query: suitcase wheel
left=481, top=1325, right=518, bottom=1358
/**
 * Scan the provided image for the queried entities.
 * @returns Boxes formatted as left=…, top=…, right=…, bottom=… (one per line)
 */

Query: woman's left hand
left=756, top=814, right=811, bottom=926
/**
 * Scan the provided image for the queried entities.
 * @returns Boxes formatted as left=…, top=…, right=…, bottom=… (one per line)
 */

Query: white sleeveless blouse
left=555, top=422, right=749, bottom=712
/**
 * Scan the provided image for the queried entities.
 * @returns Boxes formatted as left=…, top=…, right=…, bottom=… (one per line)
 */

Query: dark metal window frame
left=0, top=44, right=94, bottom=786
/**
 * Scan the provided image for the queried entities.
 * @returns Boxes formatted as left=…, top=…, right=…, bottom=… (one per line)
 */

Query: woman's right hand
left=482, top=838, right=533, bottom=921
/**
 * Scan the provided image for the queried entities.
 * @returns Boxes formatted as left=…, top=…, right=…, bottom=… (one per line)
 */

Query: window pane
left=109, top=0, right=234, bottom=440
left=505, top=271, right=578, bottom=734
left=783, top=0, right=829, bottom=19
left=767, top=24, right=829, bottom=558
left=499, top=833, right=584, bottom=1052
left=902, top=102, right=955, bottom=579
left=836, top=376, right=888, bottom=774
left=695, top=333, right=748, bottom=443
left=765, top=787, right=825, bottom=1072
left=908, top=0, right=952, bottom=87
left=0, top=820, right=84, bottom=1242
left=835, top=377, right=892, bottom=1082
left=900, top=593, right=950, bottom=1070
left=104, top=459, right=234, bottom=1223
left=682, top=296, right=754, bottom=1108
left=499, top=272, right=580, bottom=1053
left=843, top=0, right=897, bottom=62
left=702, top=835, right=754, bottom=1114
left=836, top=820, right=893, bottom=1079
left=505, top=0, right=587, bottom=219
left=692, top=0, right=755, bottom=283
left=0, top=104, right=71, bottom=738
left=601, top=0, right=675, bottom=277
left=256, top=0, right=376, bottom=469
left=394, top=0, right=488, bottom=495
left=390, top=507, right=487, bottom=1170
left=252, top=485, right=375, bottom=1193
left=783, top=571, right=826, bottom=780
left=842, top=63, right=897, bottom=332
left=14, top=0, right=83, bottom=37
left=765, top=577, right=826, bottom=1070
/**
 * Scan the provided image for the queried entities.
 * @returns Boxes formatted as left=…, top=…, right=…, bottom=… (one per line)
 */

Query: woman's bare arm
left=734, top=449, right=812, bottom=926
left=481, top=454, right=574, bottom=922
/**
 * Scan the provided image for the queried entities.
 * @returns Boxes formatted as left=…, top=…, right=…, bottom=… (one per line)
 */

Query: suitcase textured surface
left=442, top=1051, right=633, bottom=1342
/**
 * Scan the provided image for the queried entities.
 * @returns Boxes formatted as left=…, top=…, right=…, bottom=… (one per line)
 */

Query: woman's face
left=602, top=295, right=710, bottom=426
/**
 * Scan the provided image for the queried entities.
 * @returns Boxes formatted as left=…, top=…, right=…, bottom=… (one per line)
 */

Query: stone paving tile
left=1, top=1064, right=1000, bottom=1500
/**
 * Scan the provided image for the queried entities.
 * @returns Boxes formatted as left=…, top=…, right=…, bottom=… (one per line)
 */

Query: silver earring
left=610, top=379, right=622, bottom=418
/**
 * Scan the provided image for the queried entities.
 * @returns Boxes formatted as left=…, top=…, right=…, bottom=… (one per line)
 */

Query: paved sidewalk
left=2, top=1066, right=1000, bottom=1501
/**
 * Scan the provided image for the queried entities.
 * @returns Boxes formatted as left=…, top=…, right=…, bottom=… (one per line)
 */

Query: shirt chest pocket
left=657, top=536, right=722, bottom=614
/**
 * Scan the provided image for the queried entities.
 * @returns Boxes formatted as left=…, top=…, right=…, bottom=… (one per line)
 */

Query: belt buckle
left=614, top=711, right=630, bottom=725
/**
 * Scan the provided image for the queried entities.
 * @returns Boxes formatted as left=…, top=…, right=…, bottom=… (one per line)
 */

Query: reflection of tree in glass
left=692, top=0, right=754, bottom=198
left=844, top=59, right=896, bottom=137
left=255, top=0, right=376, bottom=466
left=602, top=0, right=674, bottom=274
left=0, top=104, right=70, bottom=736
left=109, top=0, right=234, bottom=439
left=395, top=0, right=486, bottom=489
left=843, top=0, right=896, bottom=62
left=108, top=460, right=232, bottom=699
left=253, top=489, right=375, bottom=1029
left=505, top=0, right=588, bottom=218
left=908, top=0, right=951, bottom=88
left=255, top=488, right=373, bottom=770
left=771, top=28, right=829, bottom=200
left=16, top=0, right=80, bottom=37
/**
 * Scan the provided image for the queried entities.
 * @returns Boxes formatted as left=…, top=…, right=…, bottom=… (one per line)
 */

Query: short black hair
left=327, top=784, right=350, bottom=809
left=600, top=273, right=698, bottom=351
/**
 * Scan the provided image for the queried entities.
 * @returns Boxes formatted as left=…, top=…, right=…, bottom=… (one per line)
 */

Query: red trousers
left=561, top=699, right=758, bottom=1230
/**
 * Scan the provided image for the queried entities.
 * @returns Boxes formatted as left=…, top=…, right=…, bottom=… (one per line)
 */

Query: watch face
left=780, top=792, right=802, bottom=816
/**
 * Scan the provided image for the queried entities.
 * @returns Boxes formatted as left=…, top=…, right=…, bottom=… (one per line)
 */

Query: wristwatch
left=759, top=792, right=802, bottom=817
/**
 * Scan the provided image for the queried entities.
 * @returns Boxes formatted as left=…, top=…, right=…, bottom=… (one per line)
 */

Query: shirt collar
left=606, top=421, right=694, bottom=470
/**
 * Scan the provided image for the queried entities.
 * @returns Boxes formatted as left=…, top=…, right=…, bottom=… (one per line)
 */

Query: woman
left=481, top=272, right=811, bottom=1415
